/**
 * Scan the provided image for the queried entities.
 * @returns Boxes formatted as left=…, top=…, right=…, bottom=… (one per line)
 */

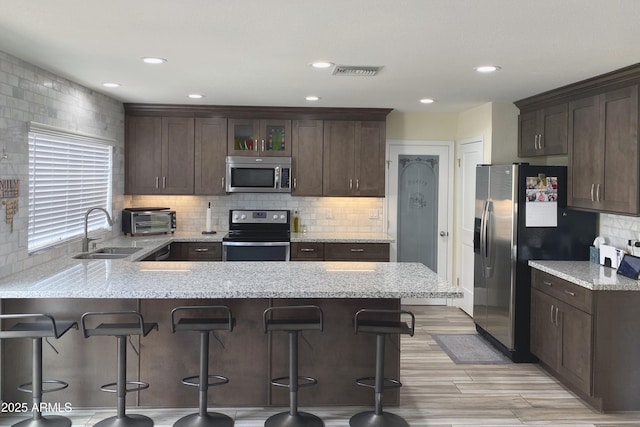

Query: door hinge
left=456, top=277, right=460, bottom=286
left=386, top=160, right=392, bottom=169
left=457, top=158, right=461, bottom=167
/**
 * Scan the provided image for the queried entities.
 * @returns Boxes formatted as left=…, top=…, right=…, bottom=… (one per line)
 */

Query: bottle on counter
left=293, top=209, right=300, bottom=233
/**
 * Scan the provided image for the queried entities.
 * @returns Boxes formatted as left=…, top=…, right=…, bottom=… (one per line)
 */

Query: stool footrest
left=355, top=376, right=403, bottom=389
left=100, top=381, right=149, bottom=393
left=17, top=379, right=69, bottom=394
left=271, top=375, right=317, bottom=389
left=181, top=374, right=229, bottom=388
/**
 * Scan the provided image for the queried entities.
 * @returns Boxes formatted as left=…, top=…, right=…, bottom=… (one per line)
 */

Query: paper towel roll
left=205, top=202, right=212, bottom=232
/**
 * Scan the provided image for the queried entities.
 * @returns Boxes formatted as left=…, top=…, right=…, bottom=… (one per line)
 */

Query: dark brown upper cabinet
left=194, top=117, right=228, bottom=195
left=515, top=63, right=640, bottom=215
left=322, top=120, right=385, bottom=197
left=291, top=120, right=323, bottom=196
left=518, top=104, right=568, bottom=157
left=126, top=116, right=195, bottom=195
left=568, top=85, right=639, bottom=214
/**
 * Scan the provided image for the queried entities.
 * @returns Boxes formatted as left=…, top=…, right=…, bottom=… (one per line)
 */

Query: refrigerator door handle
left=480, top=199, right=492, bottom=278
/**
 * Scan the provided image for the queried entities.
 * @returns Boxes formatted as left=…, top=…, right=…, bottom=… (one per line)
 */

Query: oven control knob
left=273, top=214, right=278, bottom=220
left=240, top=214, right=247, bottom=220
left=233, top=214, right=239, bottom=220
left=280, top=214, right=285, bottom=220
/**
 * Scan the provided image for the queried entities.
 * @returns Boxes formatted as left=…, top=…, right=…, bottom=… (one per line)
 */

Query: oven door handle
left=222, top=241, right=291, bottom=247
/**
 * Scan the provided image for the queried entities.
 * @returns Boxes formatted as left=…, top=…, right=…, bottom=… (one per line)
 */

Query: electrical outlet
left=369, top=209, right=379, bottom=219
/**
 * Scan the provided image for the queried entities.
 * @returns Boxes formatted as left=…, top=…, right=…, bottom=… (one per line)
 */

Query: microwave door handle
left=274, top=166, right=280, bottom=189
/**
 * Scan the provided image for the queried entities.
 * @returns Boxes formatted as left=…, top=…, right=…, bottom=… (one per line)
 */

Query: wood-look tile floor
left=2, top=306, right=640, bottom=426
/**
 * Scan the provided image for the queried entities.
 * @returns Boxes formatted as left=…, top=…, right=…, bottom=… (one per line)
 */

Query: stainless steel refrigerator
left=473, top=164, right=597, bottom=362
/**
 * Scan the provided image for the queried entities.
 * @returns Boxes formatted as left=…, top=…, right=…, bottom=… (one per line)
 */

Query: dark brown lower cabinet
left=531, top=287, right=592, bottom=395
left=531, top=268, right=640, bottom=412
left=291, top=242, right=389, bottom=262
left=2, top=297, right=400, bottom=408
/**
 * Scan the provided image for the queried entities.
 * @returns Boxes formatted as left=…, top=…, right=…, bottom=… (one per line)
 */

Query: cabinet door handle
left=350, top=248, right=365, bottom=252
left=564, top=290, right=575, bottom=297
left=555, top=306, right=559, bottom=325
left=535, top=134, right=539, bottom=150
left=293, top=178, right=297, bottom=190
left=300, top=248, right=315, bottom=252
left=543, top=281, right=553, bottom=287
left=155, top=176, right=159, bottom=189
left=596, top=183, right=600, bottom=203
left=539, top=134, right=544, bottom=150
left=163, top=177, right=166, bottom=189
left=349, top=179, right=353, bottom=190
left=590, top=183, right=595, bottom=202
left=194, top=248, right=209, bottom=252
left=356, top=179, right=359, bottom=190
left=261, top=140, right=265, bottom=151
left=550, top=304, right=555, bottom=324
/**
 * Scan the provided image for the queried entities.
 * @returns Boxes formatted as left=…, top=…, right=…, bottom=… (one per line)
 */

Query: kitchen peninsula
left=0, top=234, right=461, bottom=409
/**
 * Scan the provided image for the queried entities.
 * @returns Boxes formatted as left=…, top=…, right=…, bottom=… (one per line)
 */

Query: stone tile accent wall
left=0, top=51, right=124, bottom=280
left=127, top=194, right=385, bottom=234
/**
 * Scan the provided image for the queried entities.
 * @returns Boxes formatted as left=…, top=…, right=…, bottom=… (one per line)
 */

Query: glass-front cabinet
left=228, top=119, right=291, bottom=156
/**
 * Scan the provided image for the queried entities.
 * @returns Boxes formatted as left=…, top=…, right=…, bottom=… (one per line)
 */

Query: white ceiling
left=1, top=0, right=639, bottom=113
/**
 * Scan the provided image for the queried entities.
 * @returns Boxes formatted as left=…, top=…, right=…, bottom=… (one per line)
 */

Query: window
left=28, top=123, right=113, bottom=252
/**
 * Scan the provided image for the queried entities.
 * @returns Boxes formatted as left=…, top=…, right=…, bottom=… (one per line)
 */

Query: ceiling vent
left=332, top=65, right=382, bottom=76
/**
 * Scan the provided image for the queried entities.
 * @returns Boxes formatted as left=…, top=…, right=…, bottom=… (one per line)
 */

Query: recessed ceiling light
left=187, top=94, right=204, bottom=99
left=419, top=98, right=436, bottom=104
left=474, top=65, right=501, bottom=73
left=102, top=82, right=121, bottom=88
left=142, top=57, right=167, bottom=64
left=310, top=61, right=333, bottom=69
left=305, top=96, right=320, bottom=101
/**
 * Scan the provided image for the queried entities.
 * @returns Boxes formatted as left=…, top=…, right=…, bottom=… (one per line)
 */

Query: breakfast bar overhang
left=0, top=260, right=461, bottom=408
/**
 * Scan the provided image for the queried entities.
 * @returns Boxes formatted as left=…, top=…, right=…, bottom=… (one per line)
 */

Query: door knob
left=439, top=231, right=448, bottom=237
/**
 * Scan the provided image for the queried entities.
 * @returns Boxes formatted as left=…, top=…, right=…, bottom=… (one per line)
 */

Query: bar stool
left=0, top=314, right=78, bottom=427
left=263, top=305, right=324, bottom=427
left=80, top=311, right=158, bottom=427
left=170, top=306, right=235, bottom=427
left=350, top=309, right=415, bottom=427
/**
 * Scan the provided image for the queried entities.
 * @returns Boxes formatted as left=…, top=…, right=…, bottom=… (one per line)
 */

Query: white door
left=455, top=137, right=484, bottom=316
left=387, top=140, right=453, bottom=305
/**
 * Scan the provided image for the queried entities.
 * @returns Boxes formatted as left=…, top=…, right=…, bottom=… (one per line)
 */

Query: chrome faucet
left=82, top=207, right=114, bottom=252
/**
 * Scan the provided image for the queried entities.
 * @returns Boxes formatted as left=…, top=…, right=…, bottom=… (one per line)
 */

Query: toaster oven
left=122, top=207, right=176, bottom=236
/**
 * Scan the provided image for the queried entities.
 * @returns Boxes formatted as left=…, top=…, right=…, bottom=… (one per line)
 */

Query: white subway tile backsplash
left=600, top=213, right=640, bottom=249
left=128, top=195, right=385, bottom=234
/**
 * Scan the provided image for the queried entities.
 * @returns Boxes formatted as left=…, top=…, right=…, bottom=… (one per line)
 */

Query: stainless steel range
left=222, top=209, right=291, bottom=261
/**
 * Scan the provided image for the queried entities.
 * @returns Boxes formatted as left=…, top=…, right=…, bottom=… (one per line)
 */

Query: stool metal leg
left=13, top=338, right=72, bottom=427
left=173, top=331, right=233, bottom=427
left=350, top=334, right=408, bottom=427
left=94, top=336, right=153, bottom=427
left=265, top=331, right=322, bottom=427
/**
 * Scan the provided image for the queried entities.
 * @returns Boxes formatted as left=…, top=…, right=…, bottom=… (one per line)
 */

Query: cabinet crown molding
left=124, top=103, right=393, bottom=121
left=515, top=62, right=640, bottom=111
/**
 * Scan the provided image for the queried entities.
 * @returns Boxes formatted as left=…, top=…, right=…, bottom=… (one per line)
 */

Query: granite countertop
left=529, top=260, right=640, bottom=291
left=0, top=233, right=457, bottom=300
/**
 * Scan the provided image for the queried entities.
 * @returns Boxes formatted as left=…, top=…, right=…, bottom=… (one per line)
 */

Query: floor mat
left=432, top=333, right=512, bottom=364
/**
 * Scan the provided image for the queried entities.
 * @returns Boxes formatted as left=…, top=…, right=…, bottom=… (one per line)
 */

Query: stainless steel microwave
left=225, top=156, right=291, bottom=193
left=122, top=208, right=176, bottom=236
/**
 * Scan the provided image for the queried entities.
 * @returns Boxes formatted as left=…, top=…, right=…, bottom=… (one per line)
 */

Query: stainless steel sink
left=73, top=247, right=142, bottom=260
left=92, top=247, right=142, bottom=255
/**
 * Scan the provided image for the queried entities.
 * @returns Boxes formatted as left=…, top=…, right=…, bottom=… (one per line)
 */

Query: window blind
left=28, top=123, right=113, bottom=252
